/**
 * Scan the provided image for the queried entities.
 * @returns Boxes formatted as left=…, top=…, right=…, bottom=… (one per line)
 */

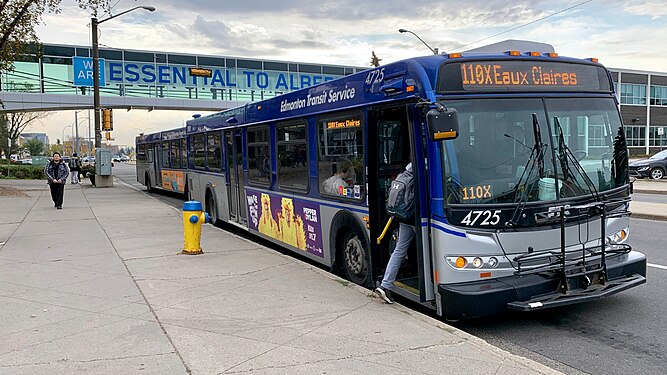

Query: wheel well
left=329, top=211, right=370, bottom=279
left=205, top=188, right=212, bottom=206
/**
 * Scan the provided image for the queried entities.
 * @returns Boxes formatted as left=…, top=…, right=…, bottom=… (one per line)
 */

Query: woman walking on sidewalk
left=45, top=152, right=69, bottom=209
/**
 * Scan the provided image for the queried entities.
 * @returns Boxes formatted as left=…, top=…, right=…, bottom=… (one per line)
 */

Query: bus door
left=368, top=104, right=431, bottom=303
left=225, top=129, right=246, bottom=224
left=154, top=143, right=163, bottom=187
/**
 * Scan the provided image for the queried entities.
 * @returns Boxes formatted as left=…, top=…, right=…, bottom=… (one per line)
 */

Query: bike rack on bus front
left=506, top=198, right=644, bottom=311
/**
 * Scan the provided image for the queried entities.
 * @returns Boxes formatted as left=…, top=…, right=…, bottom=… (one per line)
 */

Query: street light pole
left=91, top=6, right=155, bottom=149
left=92, top=16, right=100, bottom=149
left=62, top=125, right=72, bottom=154
left=398, top=28, right=440, bottom=55
left=74, top=110, right=80, bottom=154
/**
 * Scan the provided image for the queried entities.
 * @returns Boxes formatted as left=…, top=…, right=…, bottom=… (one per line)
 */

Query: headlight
left=606, top=228, right=629, bottom=244
left=638, top=166, right=650, bottom=171
left=447, top=256, right=506, bottom=269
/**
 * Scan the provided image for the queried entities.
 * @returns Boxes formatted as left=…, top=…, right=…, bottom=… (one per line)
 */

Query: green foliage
left=0, top=164, right=45, bottom=179
left=0, top=1, right=111, bottom=72
left=80, top=164, right=95, bottom=176
left=25, top=138, right=45, bottom=156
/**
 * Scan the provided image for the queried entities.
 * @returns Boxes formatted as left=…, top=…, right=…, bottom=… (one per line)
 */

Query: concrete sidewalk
left=0, top=179, right=562, bottom=375
left=631, top=179, right=667, bottom=221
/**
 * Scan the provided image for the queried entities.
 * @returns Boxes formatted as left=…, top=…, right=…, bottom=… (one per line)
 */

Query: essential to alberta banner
left=246, top=190, right=324, bottom=258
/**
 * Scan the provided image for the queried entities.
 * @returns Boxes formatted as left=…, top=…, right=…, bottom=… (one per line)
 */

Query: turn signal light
left=455, top=257, right=467, bottom=268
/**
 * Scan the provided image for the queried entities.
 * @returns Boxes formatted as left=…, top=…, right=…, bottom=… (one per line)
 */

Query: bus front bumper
left=438, top=251, right=646, bottom=320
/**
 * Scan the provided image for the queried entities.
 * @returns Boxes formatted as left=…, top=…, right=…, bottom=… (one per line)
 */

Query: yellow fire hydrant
left=182, top=201, right=210, bottom=255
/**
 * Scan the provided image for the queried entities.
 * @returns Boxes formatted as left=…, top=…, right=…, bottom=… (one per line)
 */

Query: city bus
left=136, top=128, right=187, bottom=194
left=137, top=44, right=646, bottom=319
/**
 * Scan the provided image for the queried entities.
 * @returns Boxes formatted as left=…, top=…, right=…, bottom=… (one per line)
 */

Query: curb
left=633, top=189, right=667, bottom=195
left=631, top=212, right=667, bottom=221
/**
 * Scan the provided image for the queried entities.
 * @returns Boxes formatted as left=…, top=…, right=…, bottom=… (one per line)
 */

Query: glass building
left=1, top=43, right=366, bottom=103
left=612, top=68, right=667, bottom=155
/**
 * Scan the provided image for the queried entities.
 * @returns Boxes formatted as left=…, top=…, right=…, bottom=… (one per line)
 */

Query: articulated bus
left=137, top=45, right=646, bottom=319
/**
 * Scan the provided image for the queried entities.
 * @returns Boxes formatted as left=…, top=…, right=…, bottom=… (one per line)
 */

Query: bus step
left=507, top=274, right=645, bottom=311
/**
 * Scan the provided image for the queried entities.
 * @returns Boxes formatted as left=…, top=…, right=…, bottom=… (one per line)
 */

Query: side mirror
left=427, top=108, right=459, bottom=141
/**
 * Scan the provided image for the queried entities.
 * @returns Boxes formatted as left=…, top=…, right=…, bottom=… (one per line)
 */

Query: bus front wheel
left=145, top=173, right=152, bottom=192
left=341, top=229, right=370, bottom=286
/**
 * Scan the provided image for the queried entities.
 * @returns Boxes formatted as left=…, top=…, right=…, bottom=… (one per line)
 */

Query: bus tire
left=145, top=172, right=152, bottom=192
left=184, top=182, right=190, bottom=201
left=333, top=213, right=371, bottom=287
left=205, top=190, right=219, bottom=225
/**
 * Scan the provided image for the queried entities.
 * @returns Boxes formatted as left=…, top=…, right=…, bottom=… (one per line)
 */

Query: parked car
left=629, top=150, right=667, bottom=179
left=18, top=158, right=33, bottom=165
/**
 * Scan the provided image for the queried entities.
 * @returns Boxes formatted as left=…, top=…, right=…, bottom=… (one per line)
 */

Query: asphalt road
left=114, top=164, right=666, bottom=375
left=632, top=192, right=667, bottom=204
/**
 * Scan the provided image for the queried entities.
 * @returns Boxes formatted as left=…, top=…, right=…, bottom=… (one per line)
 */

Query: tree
left=370, top=51, right=382, bottom=67
left=25, top=137, right=44, bottom=156
left=4, top=111, right=49, bottom=149
left=48, top=142, right=62, bottom=155
left=0, top=114, right=9, bottom=158
left=0, top=0, right=110, bottom=72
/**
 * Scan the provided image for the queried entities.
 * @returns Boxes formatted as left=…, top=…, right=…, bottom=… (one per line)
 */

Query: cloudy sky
left=27, top=0, right=667, bottom=149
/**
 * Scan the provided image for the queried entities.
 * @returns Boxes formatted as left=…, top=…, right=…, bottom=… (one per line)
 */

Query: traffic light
left=105, top=132, right=111, bottom=141
left=102, top=108, right=113, bottom=131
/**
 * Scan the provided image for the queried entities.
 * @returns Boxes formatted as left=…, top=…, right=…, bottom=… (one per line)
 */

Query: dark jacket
left=45, top=161, right=69, bottom=184
left=69, top=157, right=82, bottom=171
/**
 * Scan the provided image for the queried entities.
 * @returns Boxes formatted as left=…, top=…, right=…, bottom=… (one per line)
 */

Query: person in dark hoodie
left=44, top=152, right=69, bottom=209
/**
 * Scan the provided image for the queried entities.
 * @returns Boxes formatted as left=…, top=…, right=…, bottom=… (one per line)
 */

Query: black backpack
left=386, top=168, right=415, bottom=222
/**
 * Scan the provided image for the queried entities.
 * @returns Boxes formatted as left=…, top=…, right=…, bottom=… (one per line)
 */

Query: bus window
left=147, top=144, right=154, bottom=163
left=170, top=140, right=180, bottom=168
left=137, top=144, right=146, bottom=162
left=161, top=141, right=170, bottom=168
left=192, top=134, right=206, bottom=169
left=247, top=126, right=271, bottom=186
left=180, top=137, right=187, bottom=169
left=318, top=112, right=365, bottom=199
left=277, top=121, right=308, bottom=191
left=207, top=131, right=222, bottom=171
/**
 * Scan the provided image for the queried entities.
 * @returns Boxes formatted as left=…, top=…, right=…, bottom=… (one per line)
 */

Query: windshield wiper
left=553, top=117, right=600, bottom=201
left=506, top=113, right=547, bottom=227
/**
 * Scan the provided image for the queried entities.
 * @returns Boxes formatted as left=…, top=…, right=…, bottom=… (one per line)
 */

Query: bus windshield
left=442, top=97, right=628, bottom=205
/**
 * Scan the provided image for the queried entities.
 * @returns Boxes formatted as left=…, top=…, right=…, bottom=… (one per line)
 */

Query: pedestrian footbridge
left=0, top=43, right=363, bottom=113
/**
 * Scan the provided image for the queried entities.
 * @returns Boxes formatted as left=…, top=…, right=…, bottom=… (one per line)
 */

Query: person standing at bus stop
left=69, top=152, right=82, bottom=184
left=375, top=162, right=415, bottom=304
left=45, top=152, right=69, bottom=209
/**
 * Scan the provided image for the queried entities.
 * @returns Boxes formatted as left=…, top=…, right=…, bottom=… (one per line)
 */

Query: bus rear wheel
left=205, top=191, right=218, bottom=225
left=341, top=230, right=370, bottom=286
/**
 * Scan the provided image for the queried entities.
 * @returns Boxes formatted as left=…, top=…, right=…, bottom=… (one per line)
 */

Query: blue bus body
left=138, top=49, right=646, bottom=319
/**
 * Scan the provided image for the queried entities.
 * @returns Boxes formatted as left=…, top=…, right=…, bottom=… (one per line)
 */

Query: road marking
left=648, top=263, right=667, bottom=270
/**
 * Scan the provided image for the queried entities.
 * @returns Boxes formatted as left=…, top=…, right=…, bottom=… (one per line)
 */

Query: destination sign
left=439, top=60, right=611, bottom=93
left=326, top=118, right=361, bottom=129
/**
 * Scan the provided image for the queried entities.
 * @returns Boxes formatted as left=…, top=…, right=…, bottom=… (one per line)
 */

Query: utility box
left=95, top=148, right=112, bottom=176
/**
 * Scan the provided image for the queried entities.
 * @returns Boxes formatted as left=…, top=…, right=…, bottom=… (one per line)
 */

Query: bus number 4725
left=461, top=210, right=501, bottom=226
